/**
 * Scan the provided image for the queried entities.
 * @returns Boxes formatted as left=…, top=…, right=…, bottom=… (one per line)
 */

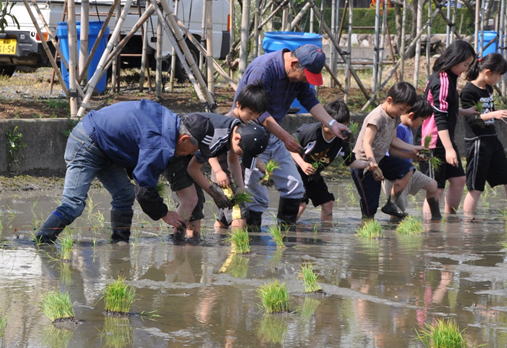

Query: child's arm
left=478, top=109, right=507, bottom=120
left=187, top=157, right=231, bottom=208
left=438, top=129, right=458, bottom=166
left=262, top=116, right=302, bottom=153
left=227, top=150, right=245, bottom=189
left=363, top=124, right=384, bottom=181
left=390, top=136, right=424, bottom=159
left=290, top=151, right=316, bottom=175
left=349, top=159, right=369, bottom=169
left=209, top=156, right=229, bottom=188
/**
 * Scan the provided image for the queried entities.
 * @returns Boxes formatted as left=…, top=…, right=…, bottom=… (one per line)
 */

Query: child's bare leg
left=187, top=220, right=201, bottom=239
left=175, top=186, right=198, bottom=239
left=382, top=171, right=412, bottom=218
left=391, top=171, right=413, bottom=197
left=463, top=190, right=482, bottom=216
left=320, top=201, right=333, bottom=222
left=297, top=202, right=307, bottom=220
left=230, top=218, right=246, bottom=229
left=445, top=176, right=465, bottom=214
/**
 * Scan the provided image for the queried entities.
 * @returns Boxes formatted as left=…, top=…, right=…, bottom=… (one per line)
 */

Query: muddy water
left=0, top=181, right=507, bottom=347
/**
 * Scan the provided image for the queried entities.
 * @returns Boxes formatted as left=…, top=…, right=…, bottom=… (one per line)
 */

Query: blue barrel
left=263, top=32, right=323, bottom=113
left=57, top=21, right=109, bottom=94
left=479, top=30, right=498, bottom=57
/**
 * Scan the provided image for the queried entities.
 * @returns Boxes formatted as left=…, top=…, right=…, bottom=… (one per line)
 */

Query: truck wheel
left=0, top=66, right=15, bottom=77
left=173, top=37, right=200, bottom=83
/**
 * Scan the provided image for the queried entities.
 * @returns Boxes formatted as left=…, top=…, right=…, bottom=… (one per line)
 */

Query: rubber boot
left=427, top=197, right=442, bottom=221
left=381, top=195, right=408, bottom=219
left=110, top=210, right=133, bottom=243
left=245, top=210, right=262, bottom=232
left=277, top=198, right=301, bottom=229
left=35, top=213, right=68, bottom=244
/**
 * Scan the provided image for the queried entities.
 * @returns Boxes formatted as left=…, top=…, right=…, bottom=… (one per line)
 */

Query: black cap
left=238, top=122, right=269, bottom=169
left=180, top=113, right=215, bottom=158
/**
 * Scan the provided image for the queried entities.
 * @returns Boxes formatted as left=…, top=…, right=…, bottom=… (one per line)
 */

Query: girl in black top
left=460, top=53, right=507, bottom=216
left=421, top=40, right=476, bottom=214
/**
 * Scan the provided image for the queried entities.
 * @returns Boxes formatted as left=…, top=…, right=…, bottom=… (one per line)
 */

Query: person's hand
left=411, top=145, right=425, bottom=160
left=300, top=161, right=316, bottom=175
left=492, top=110, right=507, bottom=119
left=162, top=211, right=185, bottom=228
left=283, top=135, right=303, bottom=154
left=445, top=148, right=458, bottom=167
left=368, top=161, right=384, bottom=181
left=208, top=183, right=233, bottom=209
left=461, top=107, right=480, bottom=117
left=331, top=122, right=351, bottom=140
left=214, top=169, right=230, bottom=188
left=416, top=148, right=431, bottom=161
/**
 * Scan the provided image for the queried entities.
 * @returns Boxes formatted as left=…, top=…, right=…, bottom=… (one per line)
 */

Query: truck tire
left=0, top=66, right=15, bottom=77
left=173, top=37, right=200, bottom=83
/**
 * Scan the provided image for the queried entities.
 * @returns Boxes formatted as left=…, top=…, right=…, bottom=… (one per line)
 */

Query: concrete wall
left=1, top=115, right=506, bottom=177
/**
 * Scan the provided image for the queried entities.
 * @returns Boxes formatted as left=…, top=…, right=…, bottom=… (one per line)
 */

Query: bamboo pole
left=378, top=0, right=387, bottom=86
left=446, top=0, right=451, bottom=46
left=330, top=0, right=338, bottom=88
left=239, top=0, right=250, bottom=75
left=67, top=0, right=78, bottom=117
left=77, top=0, right=134, bottom=117
left=79, top=0, right=89, bottom=81
left=253, top=0, right=260, bottom=57
left=22, top=0, right=69, bottom=97
left=206, top=0, right=214, bottom=92
left=289, top=2, right=311, bottom=31
left=400, top=0, right=407, bottom=80
left=431, top=0, right=463, bottom=40
left=373, top=0, right=381, bottom=93
left=139, top=0, right=149, bottom=91
left=228, top=0, right=234, bottom=76
left=413, top=0, right=423, bottom=88
left=500, top=0, right=506, bottom=94
left=168, top=0, right=179, bottom=91
left=112, top=3, right=121, bottom=93
left=199, top=0, right=206, bottom=71
left=426, top=2, right=431, bottom=78
left=345, top=0, right=352, bottom=103
left=309, top=6, right=314, bottom=33
left=155, top=15, right=163, bottom=98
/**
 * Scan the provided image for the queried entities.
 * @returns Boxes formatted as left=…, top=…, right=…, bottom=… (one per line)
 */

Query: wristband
left=327, top=119, right=337, bottom=127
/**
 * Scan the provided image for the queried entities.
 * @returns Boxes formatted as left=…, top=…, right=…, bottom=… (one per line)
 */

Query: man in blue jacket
left=35, top=100, right=215, bottom=244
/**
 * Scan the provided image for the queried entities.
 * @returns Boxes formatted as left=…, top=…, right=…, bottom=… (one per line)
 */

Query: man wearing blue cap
left=233, top=44, right=350, bottom=230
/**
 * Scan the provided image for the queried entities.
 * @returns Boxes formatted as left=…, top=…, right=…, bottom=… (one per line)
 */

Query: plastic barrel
left=57, top=21, right=110, bottom=94
left=479, top=30, right=498, bottom=57
left=263, top=32, right=323, bottom=113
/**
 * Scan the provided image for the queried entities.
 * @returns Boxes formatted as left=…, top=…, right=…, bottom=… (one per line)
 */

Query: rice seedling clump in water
left=41, top=291, right=75, bottom=322
left=299, top=264, right=322, bottom=293
left=229, top=227, right=250, bottom=254
left=261, top=160, right=280, bottom=186
left=357, top=220, right=382, bottom=239
left=59, top=235, right=74, bottom=262
left=257, top=280, right=289, bottom=313
left=417, top=319, right=466, bottom=348
left=268, top=225, right=285, bottom=249
left=104, top=277, right=136, bottom=315
left=396, top=216, right=424, bottom=235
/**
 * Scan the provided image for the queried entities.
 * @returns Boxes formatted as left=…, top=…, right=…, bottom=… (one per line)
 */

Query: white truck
left=0, top=0, right=231, bottom=77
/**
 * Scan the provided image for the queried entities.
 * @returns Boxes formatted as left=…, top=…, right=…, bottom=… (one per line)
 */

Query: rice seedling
left=101, top=317, right=132, bottom=348
left=228, top=227, right=250, bottom=254
left=59, top=263, right=73, bottom=286
left=261, top=160, right=280, bottom=186
left=356, top=220, right=382, bottom=239
left=475, top=102, right=483, bottom=113
left=59, top=235, right=74, bottom=262
left=423, top=135, right=442, bottom=170
left=230, top=191, right=253, bottom=206
left=299, top=297, right=321, bottom=321
left=257, top=314, right=288, bottom=344
left=268, top=225, right=286, bottom=249
left=416, top=319, right=466, bottom=348
left=396, top=216, right=424, bottom=236
left=424, top=135, right=432, bottom=149
left=257, top=280, right=289, bottom=313
left=299, top=264, right=322, bottom=293
left=41, top=291, right=75, bottom=323
left=42, top=326, right=73, bottom=348
left=103, top=277, right=136, bottom=315
left=0, top=316, right=6, bottom=337
left=348, top=121, right=360, bottom=138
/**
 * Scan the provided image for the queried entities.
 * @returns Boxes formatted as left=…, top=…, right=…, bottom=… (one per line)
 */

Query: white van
left=0, top=0, right=231, bottom=76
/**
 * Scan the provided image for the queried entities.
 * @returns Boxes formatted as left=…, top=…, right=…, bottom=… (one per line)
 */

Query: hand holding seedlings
left=300, top=161, right=316, bottom=175
left=162, top=211, right=185, bottom=228
left=260, top=160, right=280, bottom=186
left=461, top=106, right=480, bottom=117
left=214, top=169, right=230, bottom=188
left=368, top=161, right=384, bottom=181
left=208, top=183, right=233, bottom=208
left=230, top=189, right=253, bottom=206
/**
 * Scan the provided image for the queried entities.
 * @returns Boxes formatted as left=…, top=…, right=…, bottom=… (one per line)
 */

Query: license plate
left=0, top=39, right=17, bottom=55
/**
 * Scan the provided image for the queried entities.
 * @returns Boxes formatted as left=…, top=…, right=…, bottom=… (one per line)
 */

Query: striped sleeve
left=430, top=72, right=451, bottom=132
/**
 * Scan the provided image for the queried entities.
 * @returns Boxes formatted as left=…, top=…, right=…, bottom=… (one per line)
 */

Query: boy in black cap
left=165, top=112, right=269, bottom=242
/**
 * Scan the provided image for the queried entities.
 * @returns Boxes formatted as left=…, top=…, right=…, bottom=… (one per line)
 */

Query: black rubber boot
left=111, top=210, right=133, bottom=243
left=427, top=197, right=442, bottom=221
left=245, top=210, right=262, bottom=232
left=277, top=198, right=301, bottom=228
left=35, top=213, right=68, bottom=244
left=381, top=196, right=408, bottom=219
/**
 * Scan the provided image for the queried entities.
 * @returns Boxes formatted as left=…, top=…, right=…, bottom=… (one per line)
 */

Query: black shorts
left=164, top=156, right=205, bottom=221
left=350, top=167, right=381, bottom=218
left=419, top=146, right=465, bottom=189
left=379, top=155, right=414, bottom=180
left=300, top=170, right=335, bottom=207
left=465, top=137, right=507, bottom=191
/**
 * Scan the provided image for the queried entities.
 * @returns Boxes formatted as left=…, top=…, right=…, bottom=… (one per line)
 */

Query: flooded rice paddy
left=0, top=179, right=507, bottom=347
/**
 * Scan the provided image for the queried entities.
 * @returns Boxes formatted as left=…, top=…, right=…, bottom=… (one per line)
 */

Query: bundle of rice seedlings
left=396, top=216, right=424, bottom=235
left=268, top=225, right=285, bottom=249
left=41, top=291, right=75, bottom=323
left=261, top=160, right=280, bottom=186
left=416, top=319, right=466, bottom=348
left=60, top=263, right=73, bottom=286
left=230, top=191, right=253, bottom=206
left=356, top=220, right=382, bottom=239
left=101, top=317, right=132, bottom=348
left=348, top=121, right=360, bottom=138
left=59, top=235, right=74, bottom=262
left=423, top=135, right=442, bottom=170
left=228, top=227, right=250, bottom=254
left=257, top=315, right=288, bottom=344
left=299, top=264, right=322, bottom=293
left=257, top=280, right=289, bottom=313
left=103, top=277, right=136, bottom=315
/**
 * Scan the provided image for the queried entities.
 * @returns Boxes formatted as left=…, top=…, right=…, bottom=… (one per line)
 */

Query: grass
left=356, top=220, right=382, bottom=239
left=228, top=227, right=250, bottom=254
left=416, top=319, right=466, bottom=348
left=101, top=317, right=132, bottom=348
left=59, top=235, right=74, bottom=261
left=103, top=277, right=136, bottom=314
left=261, top=160, right=280, bottom=186
left=257, top=314, right=288, bottom=344
left=41, top=291, right=75, bottom=322
left=299, top=264, right=322, bottom=293
left=257, top=280, right=290, bottom=313
left=0, top=316, right=6, bottom=337
left=396, top=216, right=424, bottom=235
left=268, top=225, right=286, bottom=249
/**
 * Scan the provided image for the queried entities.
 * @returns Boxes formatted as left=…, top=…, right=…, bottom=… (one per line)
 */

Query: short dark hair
left=466, top=52, right=507, bottom=80
left=386, top=81, right=417, bottom=106
left=409, top=95, right=433, bottom=119
left=236, top=83, right=267, bottom=114
left=433, top=40, right=475, bottom=73
left=324, top=99, right=350, bottom=123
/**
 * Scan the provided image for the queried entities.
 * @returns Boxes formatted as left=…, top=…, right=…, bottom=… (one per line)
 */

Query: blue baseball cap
left=293, top=44, right=325, bottom=86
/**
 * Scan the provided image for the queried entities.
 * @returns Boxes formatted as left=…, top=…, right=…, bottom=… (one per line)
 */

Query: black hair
left=324, top=99, right=350, bottom=123
left=409, top=95, right=433, bottom=119
left=386, top=81, right=417, bottom=106
left=466, top=52, right=507, bottom=81
left=236, top=83, right=267, bottom=114
left=432, top=40, right=475, bottom=73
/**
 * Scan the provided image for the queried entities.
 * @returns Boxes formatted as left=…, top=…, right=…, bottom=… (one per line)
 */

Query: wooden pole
left=446, top=0, right=451, bottom=46
left=253, top=0, right=260, bottom=57
left=400, top=0, right=407, bottom=81
left=373, top=0, right=381, bottom=93
left=139, top=1, right=148, bottom=91
left=413, top=0, right=423, bottom=88
left=378, top=0, right=387, bottom=86
left=345, top=0, right=352, bottom=103
left=79, top=0, right=89, bottom=82
left=199, top=0, right=206, bottom=71
left=112, top=3, right=121, bottom=93
left=168, top=0, right=179, bottom=92
left=239, top=0, right=250, bottom=75
left=330, top=0, right=338, bottom=88
left=426, top=2, right=431, bottom=78
left=206, top=0, right=214, bottom=93
left=67, top=0, right=79, bottom=117
left=155, top=15, right=163, bottom=98
left=289, top=2, right=311, bottom=31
